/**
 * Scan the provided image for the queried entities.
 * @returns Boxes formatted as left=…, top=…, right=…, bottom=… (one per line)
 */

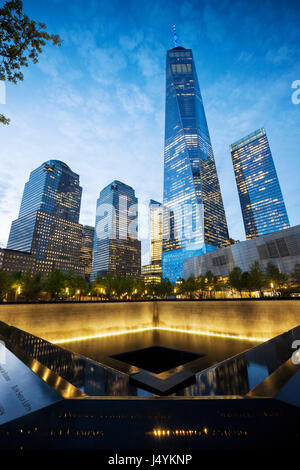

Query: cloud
left=119, top=31, right=144, bottom=51
left=117, top=84, right=154, bottom=115
left=238, top=51, right=254, bottom=63
left=265, top=45, right=295, bottom=65
left=1, top=0, right=299, bottom=256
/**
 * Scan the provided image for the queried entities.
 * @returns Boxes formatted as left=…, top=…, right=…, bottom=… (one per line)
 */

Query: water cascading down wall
left=0, top=300, right=300, bottom=343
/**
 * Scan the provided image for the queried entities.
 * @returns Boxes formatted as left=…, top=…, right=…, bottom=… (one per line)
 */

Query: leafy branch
left=0, top=0, right=62, bottom=124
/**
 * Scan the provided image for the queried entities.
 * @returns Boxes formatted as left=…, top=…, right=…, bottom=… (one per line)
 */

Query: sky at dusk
left=1, top=0, right=300, bottom=264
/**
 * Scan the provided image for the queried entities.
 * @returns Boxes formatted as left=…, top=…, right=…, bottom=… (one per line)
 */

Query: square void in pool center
left=111, top=345, right=204, bottom=374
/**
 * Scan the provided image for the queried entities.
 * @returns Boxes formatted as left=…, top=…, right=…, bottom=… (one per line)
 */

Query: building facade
left=80, top=225, right=95, bottom=281
left=150, top=200, right=163, bottom=264
left=141, top=262, right=162, bottom=284
left=230, top=128, right=290, bottom=239
left=7, top=160, right=84, bottom=275
left=142, top=200, right=163, bottom=284
left=162, top=45, right=229, bottom=283
left=90, top=181, right=141, bottom=280
left=0, top=248, right=53, bottom=276
left=183, top=224, right=300, bottom=279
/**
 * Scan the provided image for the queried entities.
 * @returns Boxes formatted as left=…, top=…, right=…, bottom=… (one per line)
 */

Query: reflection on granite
left=175, top=326, right=300, bottom=396
left=0, top=322, right=136, bottom=397
left=0, top=321, right=299, bottom=398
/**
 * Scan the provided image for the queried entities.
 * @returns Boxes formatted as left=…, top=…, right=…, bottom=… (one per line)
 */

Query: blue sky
left=1, top=0, right=300, bottom=263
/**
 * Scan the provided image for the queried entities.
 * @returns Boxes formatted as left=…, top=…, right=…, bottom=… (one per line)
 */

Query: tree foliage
left=0, top=269, right=12, bottom=300
left=44, top=269, right=65, bottom=300
left=21, top=269, right=43, bottom=301
left=0, top=0, right=61, bottom=124
left=265, top=262, right=288, bottom=290
left=0, top=260, right=297, bottom=302
left=227, top=266, right=244, bottom=294
left=248, top=261, right=266, bottom=294
left=291, top=262, right=300, bottom=285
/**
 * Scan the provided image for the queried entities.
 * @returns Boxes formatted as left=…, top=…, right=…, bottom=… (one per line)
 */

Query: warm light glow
left=53, top=327, right=156, bottom=344
left=52, top=326, right=267, bottom=344
left=157, top=326, right=266, bottom=342
left=17, top=286, right=21, bottom=295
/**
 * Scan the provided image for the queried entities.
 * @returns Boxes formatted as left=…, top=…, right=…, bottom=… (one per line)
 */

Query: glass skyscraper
left=7, top=160, right=84, bottom=274
left=162, top=46, right=229, bottom=282
left=230, top=128, right=290, bottom=239
left=90, top=181, right=141, bottom=280
left=150, top=199, right=163, bottom=264
left=141, top=200, right=163, bottom=284
left=80, top=225, right=95, bottom=281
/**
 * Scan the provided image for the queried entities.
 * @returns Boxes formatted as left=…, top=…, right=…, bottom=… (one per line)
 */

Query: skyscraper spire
left=173, top=24, right=178, bottom=47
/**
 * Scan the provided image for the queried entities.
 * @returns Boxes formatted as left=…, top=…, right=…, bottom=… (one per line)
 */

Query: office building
left=90, top=181, right=141, bottom=280
left=7, top=160, right=84, bottom=274
left=142, top=200, right=163, bottom=284
left=80, top=225, right=95, bottom=281
left=230, top=128, right=290, bottom=239
left=0, top=248, right=53, bottom=275
left=162, top=44, right=229, bottom=282
left=150, top=200, right=163, bottom=264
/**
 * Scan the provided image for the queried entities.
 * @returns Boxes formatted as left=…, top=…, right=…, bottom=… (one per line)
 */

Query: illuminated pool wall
left=156, top=300, right=300, bottom=340
left=0, top=300, right=299, bottom=342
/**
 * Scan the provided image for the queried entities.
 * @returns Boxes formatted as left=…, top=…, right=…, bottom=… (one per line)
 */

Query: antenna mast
left=173, top=24, right=178, bottom=47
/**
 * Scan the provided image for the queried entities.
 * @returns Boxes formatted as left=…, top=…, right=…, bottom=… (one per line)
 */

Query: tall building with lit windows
left=150, top=200, right=163, bottom=264
left=230, top=128, right=290, bottom=239
left=7, top=160, right=84, bottom=274
left=90, top=181, right=141, bottom=281
left=162, top=45, right=229, bottom=282
left=142, top=200, right=163, bottom=284
left=80, top=225, right=95, bottom=281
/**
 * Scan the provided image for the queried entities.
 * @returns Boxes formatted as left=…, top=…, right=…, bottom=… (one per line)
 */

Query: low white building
left=183, top=225, right=300, bottom=279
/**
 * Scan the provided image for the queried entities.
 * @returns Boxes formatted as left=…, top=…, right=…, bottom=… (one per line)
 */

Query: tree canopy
left=0, top=260, right=299, bottom=302
left=0, top=0, right=61, bottom=124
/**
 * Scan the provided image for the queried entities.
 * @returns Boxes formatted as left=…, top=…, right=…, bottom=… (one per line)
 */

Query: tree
left=22, top=269, right=43, bottom=301
left=0, top=269, right=12, bottom=301
left=64, top=270, right=89, bottom=298
left=265, top=262, right=288, bottom=292
left=203, top=271, right=223, bottom=298
left=227, top=267, right=244, bottom=296
left=145, top=281, right=161, bottom=299
left=291, top=263, right=300, bottom=285
left=130, top=278, right=145, bottom=299
left=249, top=261, right=266, bottom=295
left=0, top=0, right=61, bottom=124
left=44, top=269, right=65, bottom=300
left=241, top=271, right=252, bottom=297
left=10, top=270, right=22, bottom=299
left=178, top=276, right=199, bottom=299
left=158, top=278, right=174, bottom=298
